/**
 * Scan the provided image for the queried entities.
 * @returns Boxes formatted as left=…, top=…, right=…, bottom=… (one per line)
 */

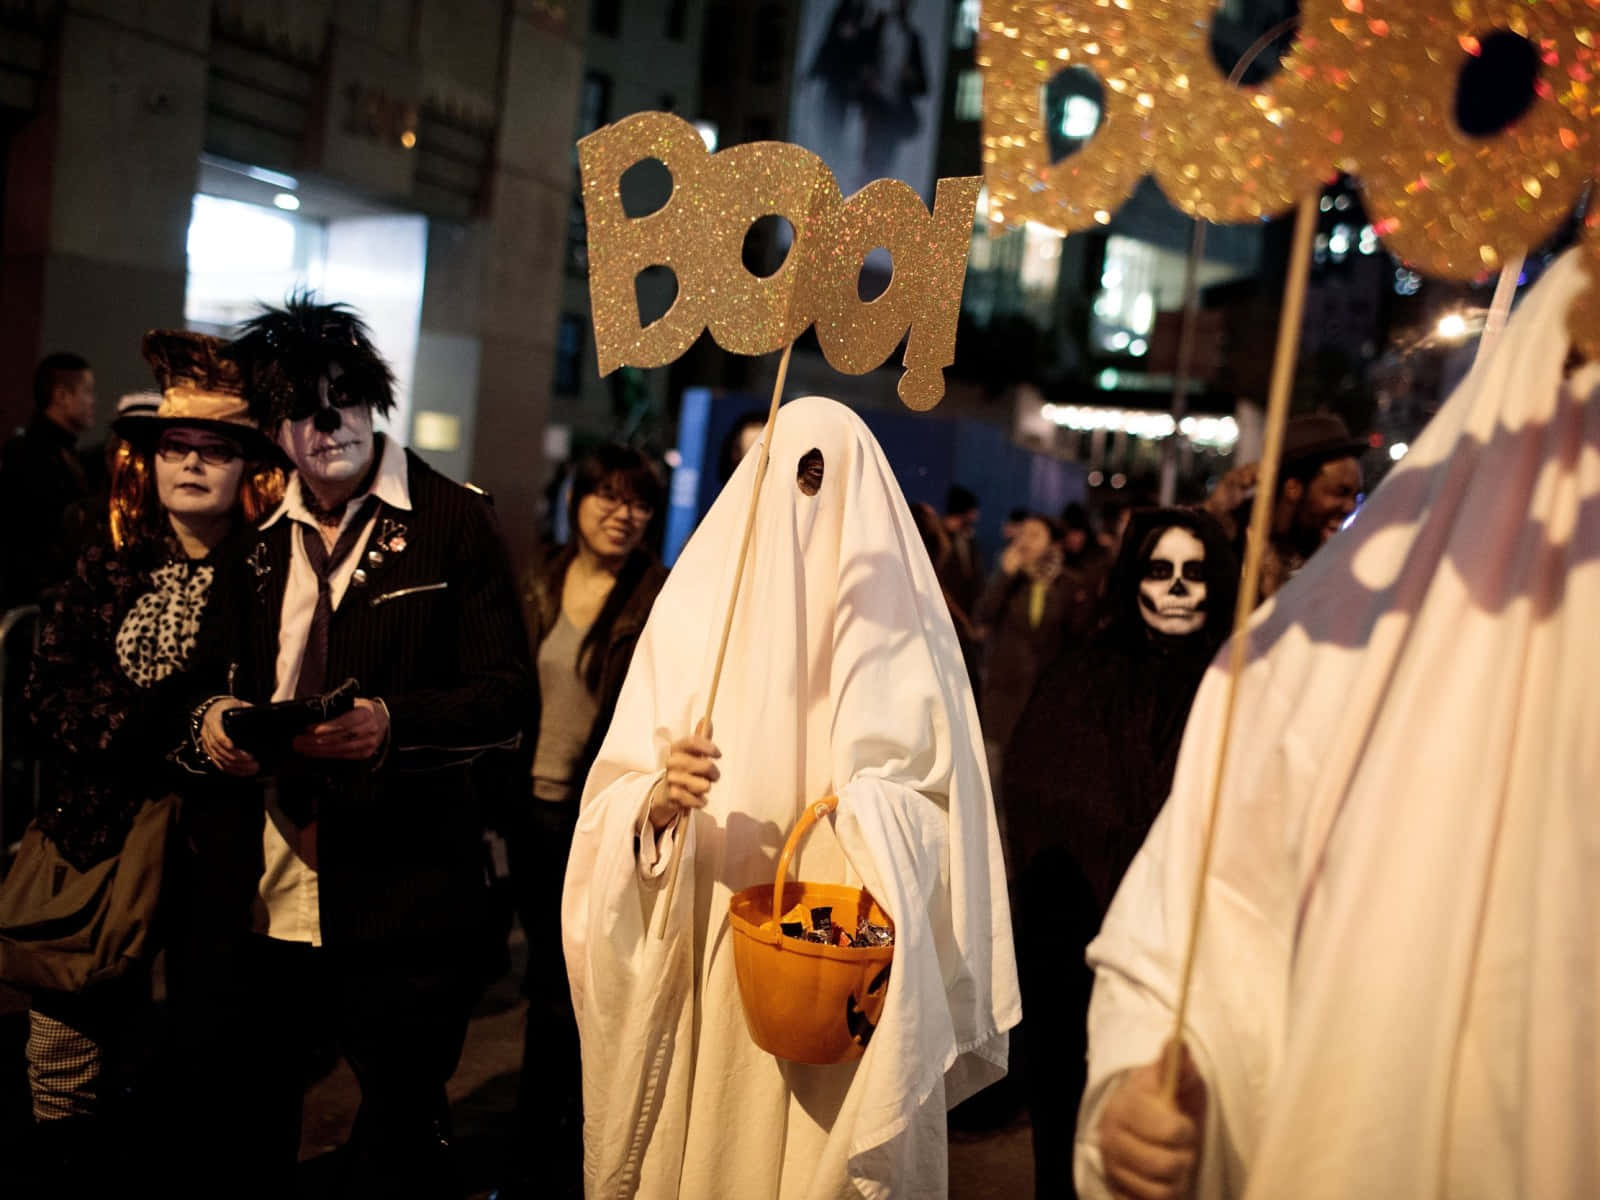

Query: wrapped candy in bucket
left=727, top=797, right=896, bottom=1066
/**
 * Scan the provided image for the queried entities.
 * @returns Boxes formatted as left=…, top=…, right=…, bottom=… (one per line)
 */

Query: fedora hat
left=1279, top=413, right=1368, bottom=469
left=114, top=330, right=278, bottom=460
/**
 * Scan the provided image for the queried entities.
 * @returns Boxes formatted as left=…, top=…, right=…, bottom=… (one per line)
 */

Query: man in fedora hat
left=1204, top=412, right=1366, bottom=601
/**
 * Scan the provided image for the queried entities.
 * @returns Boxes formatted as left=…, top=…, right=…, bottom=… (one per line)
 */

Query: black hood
left=1100, top=507, right=1239, bottom=657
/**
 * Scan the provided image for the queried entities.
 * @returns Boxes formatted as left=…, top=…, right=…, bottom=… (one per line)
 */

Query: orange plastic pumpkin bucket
left=727, top=797, right=895, bottom=1066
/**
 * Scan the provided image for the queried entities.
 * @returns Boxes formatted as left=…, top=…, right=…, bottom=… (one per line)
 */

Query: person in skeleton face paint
left=1000, top=507, right=1237, bottom=1200
left=1137, top=524, right=1209, bottom=636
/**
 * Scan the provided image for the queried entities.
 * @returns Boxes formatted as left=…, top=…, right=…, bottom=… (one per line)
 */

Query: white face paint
left=276, top=364, right=375, bottom=491
left=1138, top=525, right=1207, bottom=636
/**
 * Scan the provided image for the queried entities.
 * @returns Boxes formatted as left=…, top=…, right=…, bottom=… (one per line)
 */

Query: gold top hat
left=115, top=330, right=276, bottom=458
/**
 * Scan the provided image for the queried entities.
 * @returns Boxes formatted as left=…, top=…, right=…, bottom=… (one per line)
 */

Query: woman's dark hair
left=562, top=444, right=666, bottom=694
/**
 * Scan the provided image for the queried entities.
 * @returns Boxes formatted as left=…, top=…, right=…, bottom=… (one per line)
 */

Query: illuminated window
left=955, top=70, right=983, bottom=122
left=184, top=195, right=322, bottom=330
left=1019, top=222, right=1063, bottom=295
left=184, top=189, right=427, bottom=440
left=952, top=0, right=981, bottom=50
left=1044, top=68, right=1104, bottom=161
left=1060, top=96, right=1100, bottom=139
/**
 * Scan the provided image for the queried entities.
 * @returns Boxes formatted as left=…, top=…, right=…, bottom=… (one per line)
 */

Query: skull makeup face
left=1138, top=525, right=1207, bottom=636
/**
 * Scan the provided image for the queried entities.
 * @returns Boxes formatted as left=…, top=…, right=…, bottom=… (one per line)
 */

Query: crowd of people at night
left=0, top=247, right=1592, bottom=1200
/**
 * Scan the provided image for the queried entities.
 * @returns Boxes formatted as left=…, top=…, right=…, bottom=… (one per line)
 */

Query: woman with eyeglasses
left=12, top=331, right=283, bottom=1182
left=501, top=443, right=667, bottom=1197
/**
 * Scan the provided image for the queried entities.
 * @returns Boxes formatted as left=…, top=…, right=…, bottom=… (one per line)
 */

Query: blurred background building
left=0, top=0, right=1574, bottom=564
left=0, top=0, right=584, bottom=563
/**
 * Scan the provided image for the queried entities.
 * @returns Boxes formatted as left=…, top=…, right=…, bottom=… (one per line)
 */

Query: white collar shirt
left=252, top=433, right=411, bottom=945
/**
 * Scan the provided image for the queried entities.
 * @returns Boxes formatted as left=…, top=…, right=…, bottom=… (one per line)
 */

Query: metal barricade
left=0, top=604, right=39, bottom=858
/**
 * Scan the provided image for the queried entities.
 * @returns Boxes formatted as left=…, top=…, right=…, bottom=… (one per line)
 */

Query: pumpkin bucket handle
left=768, top=796, right=839, bottom=936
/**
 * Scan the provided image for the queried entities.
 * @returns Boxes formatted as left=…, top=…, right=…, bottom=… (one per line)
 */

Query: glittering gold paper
left=978, top=1, right=1329, bottom=229
left=579, top=111, right=716, bottom=372
left=976, top=5, right=1155, bottom=231
left=1144, top=0, right=1324, bottom=224
left=578, top=111, right=980, bottom=409
left=981, top=0, right=1600, bottom=281
left=1302, top=0, right=1598, bottom=277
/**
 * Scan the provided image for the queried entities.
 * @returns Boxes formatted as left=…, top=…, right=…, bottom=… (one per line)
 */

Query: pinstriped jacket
left=204, top=448, right=535, bottom=946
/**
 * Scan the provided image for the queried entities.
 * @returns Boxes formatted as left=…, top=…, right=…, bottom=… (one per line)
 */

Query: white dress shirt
left=252, top=434, right=411, bottom=945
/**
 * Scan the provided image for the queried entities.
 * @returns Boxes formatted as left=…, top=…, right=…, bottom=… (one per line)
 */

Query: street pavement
left=300, top=929, right=1036, bottom=1199
left=0, top=930, right=1034, bottom=1197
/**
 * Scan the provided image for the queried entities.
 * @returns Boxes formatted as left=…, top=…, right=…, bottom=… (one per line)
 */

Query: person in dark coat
left=1002, top=507, right=1238, bottom=1199
left=976, top=514, right=1099, bottom=767
left=502, top=443, right=667, bottom=1198
left=0, top=352, right=98, bottom=608
left=185, top=296, right=534, bottom=1197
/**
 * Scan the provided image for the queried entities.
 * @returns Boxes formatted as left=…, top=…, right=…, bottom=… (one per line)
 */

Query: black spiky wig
left=226, top=290, right=397, bottom=429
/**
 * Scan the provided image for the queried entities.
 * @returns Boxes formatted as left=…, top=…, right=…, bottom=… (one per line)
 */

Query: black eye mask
left=285, top=375, right=369, bottom=425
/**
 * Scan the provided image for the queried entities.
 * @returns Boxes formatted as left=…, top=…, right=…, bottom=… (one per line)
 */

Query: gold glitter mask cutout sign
left=579, top=111, right=982, bottom=410
left=980, top=0, right=1599, bottom=281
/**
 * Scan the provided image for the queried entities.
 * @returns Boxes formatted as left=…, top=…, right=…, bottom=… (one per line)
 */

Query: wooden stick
left=1162, top=190, right=1318, bottom=1097
left=654, top=340, right=795, bottom=940
left=1159, top=16, right=1298, bottom=507
left=1161, top=218, right=1207, bottom=507
left=1474, top=253, right=1525, bottom=370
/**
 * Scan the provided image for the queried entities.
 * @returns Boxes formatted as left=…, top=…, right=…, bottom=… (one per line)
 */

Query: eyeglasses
left=156, top=437, right=241, bottom=466
left=592, top=487, right=655, bottom=518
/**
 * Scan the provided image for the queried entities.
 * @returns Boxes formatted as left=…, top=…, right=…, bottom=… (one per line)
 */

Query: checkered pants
left=26, top=1009, right=103, bottom=1120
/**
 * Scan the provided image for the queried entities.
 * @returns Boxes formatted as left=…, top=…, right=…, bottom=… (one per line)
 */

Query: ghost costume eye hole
left=797, top=448, right=824, bottom=496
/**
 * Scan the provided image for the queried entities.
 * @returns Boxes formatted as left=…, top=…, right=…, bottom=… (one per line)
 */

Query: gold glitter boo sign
left=579, top=111, right=982, bottom=411
left=980, top=0, right=1598, bottom=283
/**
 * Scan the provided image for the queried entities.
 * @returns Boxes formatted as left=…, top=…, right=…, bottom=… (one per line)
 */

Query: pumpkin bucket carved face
left=728, top=880, right=896, bottom=1065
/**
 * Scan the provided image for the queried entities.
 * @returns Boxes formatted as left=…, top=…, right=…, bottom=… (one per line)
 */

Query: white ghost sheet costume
left=563, top=395, right=1020, bottom=1199
left=1075, top=248, right=1600, bottom=1200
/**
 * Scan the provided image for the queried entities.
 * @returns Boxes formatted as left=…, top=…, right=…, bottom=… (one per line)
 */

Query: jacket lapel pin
left=246, top=541, right=273, bottom=597
left=375, top=518, right=408, bottom=557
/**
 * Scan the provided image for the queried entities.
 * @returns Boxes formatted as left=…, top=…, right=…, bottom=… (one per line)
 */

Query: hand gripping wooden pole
left=1162, top=190, right=1318, bottom=1097
left=653, top=340, right=795, bottom=940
